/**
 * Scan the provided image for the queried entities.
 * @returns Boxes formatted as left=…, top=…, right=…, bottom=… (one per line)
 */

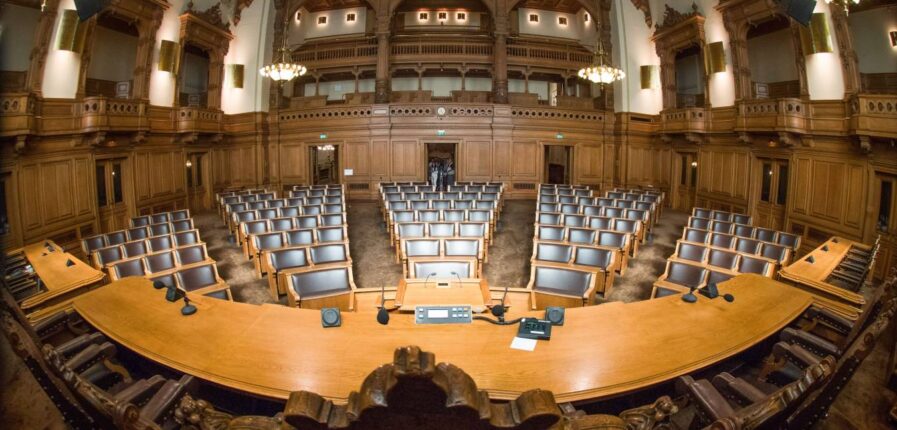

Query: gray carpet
left=0, top=200, right=893, bottom=429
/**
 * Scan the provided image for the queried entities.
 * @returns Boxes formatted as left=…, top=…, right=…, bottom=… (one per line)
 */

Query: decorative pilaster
left=374, top=15, right=391, bottom=104
left=492, top=14, right=509, bottom=104
left=25, top=0, right=61, bottom=96
left=828, top=5, right=862, bottom=95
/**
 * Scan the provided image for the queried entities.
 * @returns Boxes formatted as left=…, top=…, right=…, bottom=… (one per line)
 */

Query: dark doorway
left=310, top=145, right=339, bottom=185
left=544, top=145, right=572, bottom=185
left=426, top=143, right=457, bottom=191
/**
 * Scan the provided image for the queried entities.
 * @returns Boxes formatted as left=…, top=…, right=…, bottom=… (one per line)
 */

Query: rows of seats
left=525, top=185, right=624, bottom=306
left=827, top=235, right=881, bottom=292
left=651, top=208, right=798, bottom=298
left=540, top=185, right=663, bottom=230
left=380, top=181, right=503, bottom=280
left=399, top=238, right=484, bottom=279
left=84, top=208, right=233, bottom=301
left=216, top=188, right=275, bottom=218
left=218, top=185, right=358, bottom=304
left=536, top=212, right=645, bottom=253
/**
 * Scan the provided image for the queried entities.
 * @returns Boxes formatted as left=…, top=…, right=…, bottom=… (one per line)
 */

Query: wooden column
left=492, top=13, right=509, bottom=104
left=374, top=15, right=390, bottom=104
left=829, top=5, right=862, bottom=95
left=25, top=0, right=61, bottom=96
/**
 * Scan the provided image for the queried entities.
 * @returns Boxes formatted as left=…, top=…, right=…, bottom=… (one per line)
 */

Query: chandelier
left=259, top=14, right=307, bottom=82
left=317, top=144, right=335, bottom=151
left=578, top=24, right=625, bottom=85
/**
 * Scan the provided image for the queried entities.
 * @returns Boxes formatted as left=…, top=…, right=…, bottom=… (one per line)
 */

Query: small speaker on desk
left=321, top=308, right=341, bottom=328
left=545, top=307, right=565, bottom=326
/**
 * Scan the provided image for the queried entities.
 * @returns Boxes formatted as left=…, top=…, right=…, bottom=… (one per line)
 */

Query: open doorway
left=544, top=145, right=572, bottom=185
left=426, top=143, right=457, bottom=191
left=309, top=145, right=339, bottom=185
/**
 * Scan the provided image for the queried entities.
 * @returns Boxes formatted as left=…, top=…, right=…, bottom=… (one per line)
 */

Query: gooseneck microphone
left=492, top=283, right=511, bottom=323
left=377, top=283, right=390, bottom=325
left=450, top=271, right=463, bottom=288
left=423, top=272, right=436, bottom=289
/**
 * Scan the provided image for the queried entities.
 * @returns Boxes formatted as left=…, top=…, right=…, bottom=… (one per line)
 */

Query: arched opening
left=674, top=44, right=705, bottom=108
left=85, top=12, right=139, bottom=98
left=846, top=2, right=897, bottom=93
left=179, top=43, right=211, bottom=107
left=746, top=16, right=800, bottom=99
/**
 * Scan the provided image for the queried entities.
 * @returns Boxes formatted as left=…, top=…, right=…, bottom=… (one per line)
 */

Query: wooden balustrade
left=80, top=97, right=148, bottom=133
left=176, top=106, right=223, bottom=134
left=0, top=92, right=34, bottom=137
left=850, top=94, right=897, bottom=139
left=735, top=98, right=807, bottom=134
left=660, top=107, right=709, bottom=134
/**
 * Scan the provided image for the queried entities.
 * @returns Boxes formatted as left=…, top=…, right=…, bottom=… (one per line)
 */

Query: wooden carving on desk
left=284, top=345, right=561, bottom=429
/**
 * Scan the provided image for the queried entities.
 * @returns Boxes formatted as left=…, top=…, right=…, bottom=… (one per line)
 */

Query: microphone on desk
left=451, top=271, right=463, bottom=288
left=377, top=283, right=390, bottom=325
left=181, top=294, right=197, bottom=316
left=492, top=283, right=511, bottom=323
left=681, top=287, right=698, bottom=303
left=153, top=280, right=166, bottom=290
left=423, top=272, right=436, bottom=289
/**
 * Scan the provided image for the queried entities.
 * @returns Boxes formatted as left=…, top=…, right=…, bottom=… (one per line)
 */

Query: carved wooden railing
left=0, top=92, right=35, bottom=137
left=850, top=94, right=897, bottom=139
left=176, top=106, right=223, bottom=134
left=80, top=97, right=148, bottom=133
left=289, top=35, right=593, bottom=71
left=660, top=107, right=709, bottom=134
left=735, top=98, right=807, bottom=134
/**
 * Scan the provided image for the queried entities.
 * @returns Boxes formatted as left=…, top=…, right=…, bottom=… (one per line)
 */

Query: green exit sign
left=436, top=130, right=446, bottom=136
left=319, top=133, right=328, bottom=139
left=555, top=132, right=564, bottom=139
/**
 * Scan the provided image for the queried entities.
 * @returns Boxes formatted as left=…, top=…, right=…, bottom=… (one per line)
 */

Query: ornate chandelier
left=260, top=14, right=307, bottom=82
left=317, top=144, right=335, bottom=151
left=578, top=24, right=625, bottom=85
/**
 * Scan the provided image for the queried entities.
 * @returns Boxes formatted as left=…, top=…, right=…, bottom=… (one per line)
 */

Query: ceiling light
left=260, top=13, right=307, bottom=82
left=578, top=23, right=625, bottom=85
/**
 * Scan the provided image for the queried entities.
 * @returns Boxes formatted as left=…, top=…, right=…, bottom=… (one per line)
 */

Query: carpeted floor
left=0, top=200, right=893, bottom=429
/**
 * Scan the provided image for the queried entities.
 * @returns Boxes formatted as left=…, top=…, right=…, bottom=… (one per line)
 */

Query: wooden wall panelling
left=391, top=140, right=422, bottom=180
left=279, top=142, right=308, bottom=185
left=788, top=150, right=868, bottom=241
left=511, top=140, right=539, bottom=181
left=492, top=140, right=511, bottom=180
left=461, top=140, right=493, bottom=181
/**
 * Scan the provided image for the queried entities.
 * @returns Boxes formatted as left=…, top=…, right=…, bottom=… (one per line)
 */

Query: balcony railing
left=80, top=97, right=148, bottom=132
left=0, top=93, right=34, bottom=137
left=850, top=94, right=897, bottom=138
left=289, top=35, right=592, bottom=71
left=176, top=107, right=223, bottom=134
left=660, top=108, right=709, bottom=134
left=735, top=98, right=807, bottom=133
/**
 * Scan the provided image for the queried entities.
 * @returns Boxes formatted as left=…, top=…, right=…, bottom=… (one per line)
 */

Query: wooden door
left=755, top=159, right=788, bottom=230
left=872, top=173, right=897, bottom=281
left=675, top=152, right=698, bottom=211
left=543, top=145, right=572, bottom=185
left=186, top=152, right=210, bottom=211
left=96, top=159, right=129, bottom=232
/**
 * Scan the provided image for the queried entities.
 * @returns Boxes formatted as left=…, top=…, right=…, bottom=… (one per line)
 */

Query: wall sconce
left=529, top=13, right=539, bottom=23
left=227, top=64, right=244, bottom=88
left=296, top=11, right=302, bottom=22
left=889, top=31, right=896, bottom=47
left=584, top=13, right=590, bottom=22
left=799, top=13, right=833, bottom=54
left=437, top=11, right=448, bottom=21
left=418, top=12, right=429, bottom=21
left=346, top=13, right=356, bottom=23
left=640, top=65, right=658, bottom=89
left=456, top=12, right=467, bottom=21
left=690, top=161, right=698, bottom=168
left=317, top=16, right=327, bottom=25
left=55, top=9, right=87, bottom=53
left=158, top=40, right=180, bottom=73
left=558, top=16, right=568, bottom=26
left=185, top=160, right=193, bottom=168
left=704, top=41, right=726, bottom=74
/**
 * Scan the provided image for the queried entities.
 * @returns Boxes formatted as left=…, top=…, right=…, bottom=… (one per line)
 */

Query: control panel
left=415, top=305, right=472, bottom=324
left=517, top=318, right=552, bottom=340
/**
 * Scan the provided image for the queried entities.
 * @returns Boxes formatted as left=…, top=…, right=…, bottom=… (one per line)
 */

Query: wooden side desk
left=18, top=241, right=106, bottom=322
left=778, top=236, right=868, bottom=320
left=72, top=274, right=812, bottom=404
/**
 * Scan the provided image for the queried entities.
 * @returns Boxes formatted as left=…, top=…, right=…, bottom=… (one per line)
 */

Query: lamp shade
left=55, top=10, right=88, bottom=53
left=158, top=40, right=180, bottom=73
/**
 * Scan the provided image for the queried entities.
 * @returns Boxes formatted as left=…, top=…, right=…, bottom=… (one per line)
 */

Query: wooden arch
left=651, top=3, right=707, bottom=110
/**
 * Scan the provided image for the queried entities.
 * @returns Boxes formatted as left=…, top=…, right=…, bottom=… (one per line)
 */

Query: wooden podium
left=395, top=278, right=491, bottom=313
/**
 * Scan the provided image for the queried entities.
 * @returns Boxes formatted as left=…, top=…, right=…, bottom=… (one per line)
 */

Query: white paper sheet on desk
left=510, top=336, right=537, bottom=351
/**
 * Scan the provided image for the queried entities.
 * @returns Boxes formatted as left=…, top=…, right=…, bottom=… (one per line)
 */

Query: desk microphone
left=681, top=287, right=698, bottom=303
left=377, top=283, right=390, bottom=325
left=723, top=293, right=735, bottom=302
left=423, top=272, right=436, bottom=289
left=492, top=283, right=511, bottom=322
left=450, top=271, right=463, bottom=288
left=153, top=280, right=166, bottom=290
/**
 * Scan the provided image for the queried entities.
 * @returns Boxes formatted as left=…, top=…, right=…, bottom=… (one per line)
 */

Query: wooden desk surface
left=20, top=241, right=105, bottom=311
left=72, top=274, right=812, bottom=404
left=778, top=237, right=866, bottom=316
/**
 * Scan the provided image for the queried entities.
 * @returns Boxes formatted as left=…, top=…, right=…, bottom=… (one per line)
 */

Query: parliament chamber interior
left=1, top=0, right=896, bottom=428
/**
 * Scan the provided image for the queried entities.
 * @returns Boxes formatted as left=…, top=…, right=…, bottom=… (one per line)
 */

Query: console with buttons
left=414, top=305, right=472, bottom=324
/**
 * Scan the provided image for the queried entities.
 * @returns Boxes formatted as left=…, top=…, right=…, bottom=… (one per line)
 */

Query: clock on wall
left=436, top=106, right=447, bottom=117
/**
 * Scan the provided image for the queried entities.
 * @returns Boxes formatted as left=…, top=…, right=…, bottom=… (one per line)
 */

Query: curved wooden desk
left=72, top=274, right=812, bottom=404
